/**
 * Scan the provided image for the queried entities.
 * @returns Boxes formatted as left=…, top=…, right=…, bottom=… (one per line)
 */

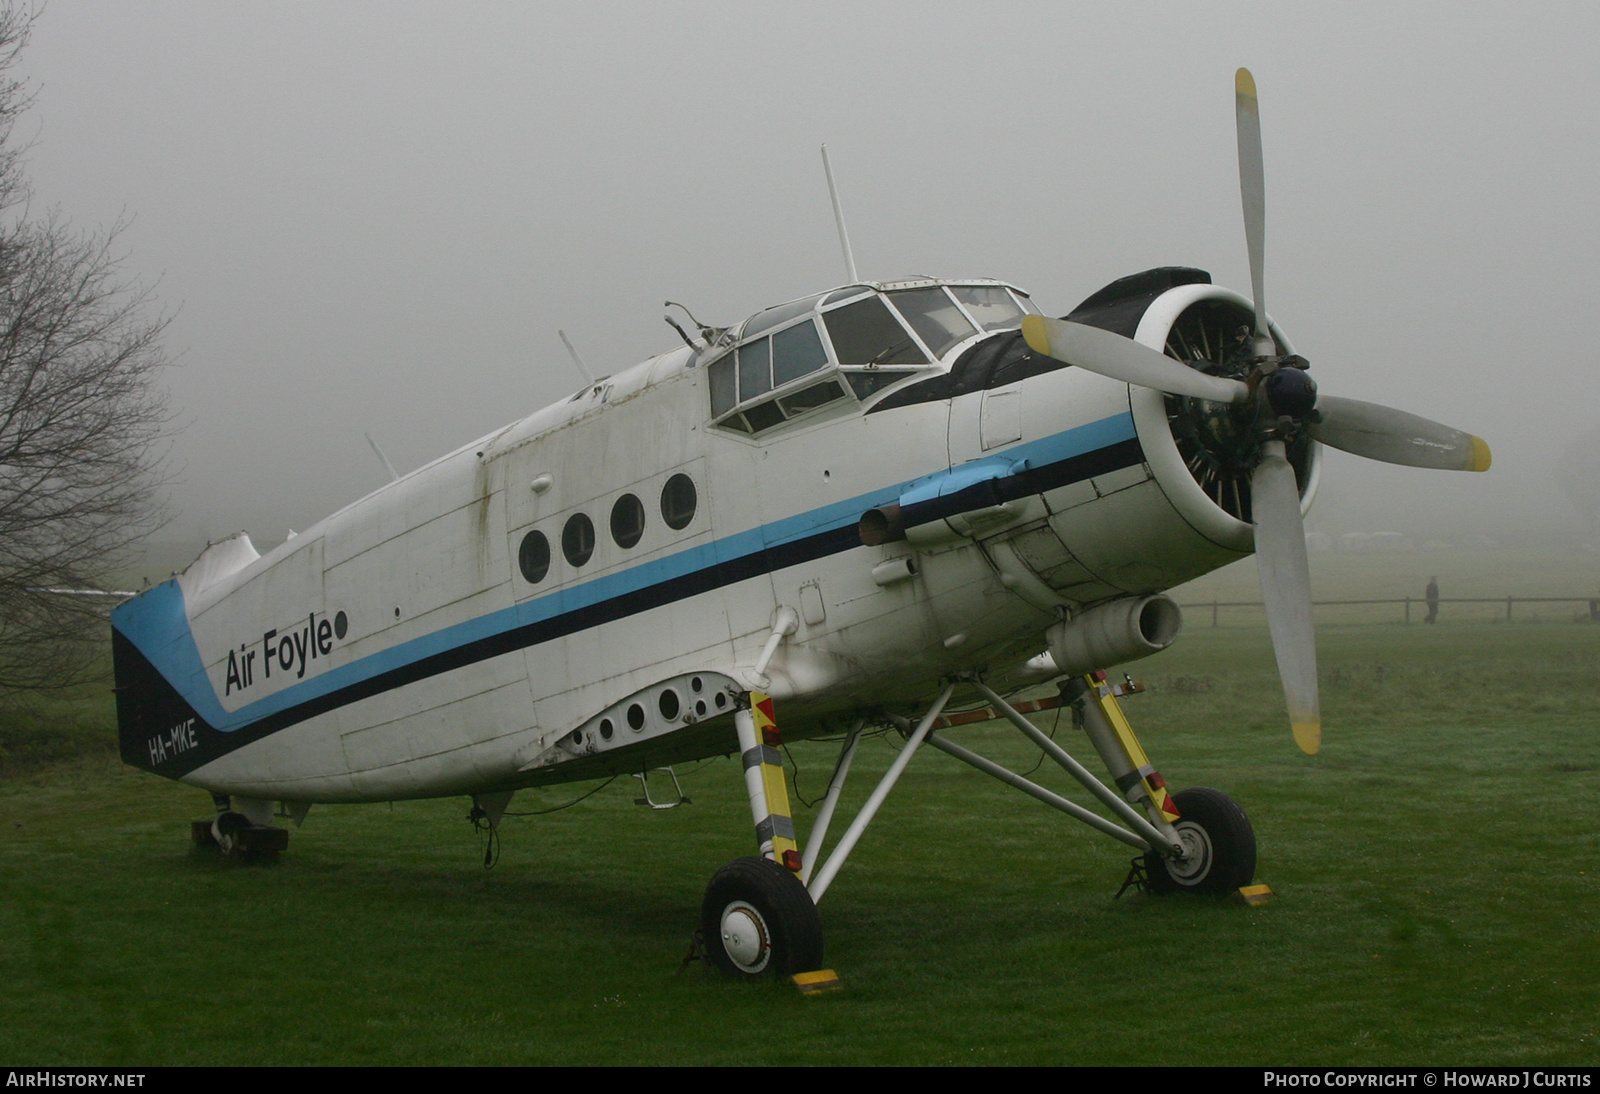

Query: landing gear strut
left=697, top=671, right=1259, bottom=977
left=700, top=689, right=824, bottom=978
left=882, top=673, right=1257, bottom=900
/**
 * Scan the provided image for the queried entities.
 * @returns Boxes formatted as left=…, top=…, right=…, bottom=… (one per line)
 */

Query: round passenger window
left=518, top=530, right=550, bottom=584
left=610, top=493, right=645, bottom=549
left=562, top=513, right=595, bottom=567
left=660, top=473, right=697, bottom=531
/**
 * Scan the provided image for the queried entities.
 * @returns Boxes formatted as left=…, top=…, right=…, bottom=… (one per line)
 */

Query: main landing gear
left=700, top=857, right=824, bottom=977
left=1144, top=786, right=1257, bottom=894
left=699, top=690, right=828, bottom=980
left=938, top=674, right=1255, bottom=898
left=700, top=670, right=1257, bottom=977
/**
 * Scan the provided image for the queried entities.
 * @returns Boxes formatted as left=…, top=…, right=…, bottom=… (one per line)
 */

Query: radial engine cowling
left=1128, top=283, right=1320, bottom=552
left=1045, top=594, right=1182, bottom=678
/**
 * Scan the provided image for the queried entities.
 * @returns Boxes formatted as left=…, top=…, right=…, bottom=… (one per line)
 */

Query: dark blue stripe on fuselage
left=115, top=425, right=1144, bottom=778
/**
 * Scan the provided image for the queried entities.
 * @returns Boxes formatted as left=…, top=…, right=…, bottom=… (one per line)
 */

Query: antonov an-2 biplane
left=112, top=72, right=1489, bottom=978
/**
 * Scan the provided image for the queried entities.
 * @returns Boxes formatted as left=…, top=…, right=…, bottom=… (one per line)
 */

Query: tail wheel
left=210, top=811, right=253, bottom=856
left=205, top=811, right=288, bottom=862
left=699, top=856, right=823, bottom=978
left=1145, top=787, right=1256, bottom=894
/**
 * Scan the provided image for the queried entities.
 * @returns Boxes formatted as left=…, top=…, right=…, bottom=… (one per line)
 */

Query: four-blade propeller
left=1024, top=68, right=1491, bottom=755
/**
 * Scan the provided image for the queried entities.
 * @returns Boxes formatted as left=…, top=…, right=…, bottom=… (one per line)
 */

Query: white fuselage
left=112, top=278, right=1309, bottom=805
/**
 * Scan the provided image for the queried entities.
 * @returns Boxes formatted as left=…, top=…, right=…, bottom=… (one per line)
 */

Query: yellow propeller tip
left=1236, top=68, right=1257, bottom=98
left=1021, top=314, right=1051, bottom=356
left=1469, top=435, right=1492, bottom=472
left=1293, top=721, right=1321, bottom=755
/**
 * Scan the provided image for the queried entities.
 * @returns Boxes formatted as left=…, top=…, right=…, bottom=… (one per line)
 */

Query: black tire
left=699, top=856, right=824, bottom=978
left=1144, top=787, right=1256, bottom=895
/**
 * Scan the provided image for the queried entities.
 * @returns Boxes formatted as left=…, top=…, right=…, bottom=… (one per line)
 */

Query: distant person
left=1425, top=576, right=1440, bottom=624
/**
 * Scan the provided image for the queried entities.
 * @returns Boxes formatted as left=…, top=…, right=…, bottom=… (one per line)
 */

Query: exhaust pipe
left=1045, top=595, right=1182, bottom=678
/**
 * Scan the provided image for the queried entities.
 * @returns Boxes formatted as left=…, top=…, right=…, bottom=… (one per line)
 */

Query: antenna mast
left=820, top=144, right=860, bottom=283
left=558, top=330, right=596, bottom=384
left=364, top=433, right=400, bottom=483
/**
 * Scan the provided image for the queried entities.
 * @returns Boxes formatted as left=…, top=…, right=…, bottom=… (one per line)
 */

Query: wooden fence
left=1177, top=596, right=1600, bottom=626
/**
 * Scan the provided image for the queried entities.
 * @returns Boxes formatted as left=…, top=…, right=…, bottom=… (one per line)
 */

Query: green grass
left=2, top=616, right=1597, bottom=1064
left=0, top=686, right=119, bottom=775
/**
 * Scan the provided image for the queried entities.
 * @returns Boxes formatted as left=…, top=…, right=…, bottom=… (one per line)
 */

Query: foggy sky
left=16, top=2, right=1598, bottom=571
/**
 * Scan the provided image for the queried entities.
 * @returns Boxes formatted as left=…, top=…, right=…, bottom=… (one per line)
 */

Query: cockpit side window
left=866, top=329, right=1067, bottom=414
left=843, top=370, right=912, bottom=400
left=709, top=353, right=737, bottom=416
left=772, top=320, right=828, bottom=387
left=708, top=317, right=850, bottom=434
left=737, top=337, right=773, bottom=401
left=779, top=378, right=844, bottom=416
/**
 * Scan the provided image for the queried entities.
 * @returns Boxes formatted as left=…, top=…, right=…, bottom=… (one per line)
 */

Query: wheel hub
left=1166, top=821, right=1215, bottom=884
left=719, top=901, right=771, bottom=973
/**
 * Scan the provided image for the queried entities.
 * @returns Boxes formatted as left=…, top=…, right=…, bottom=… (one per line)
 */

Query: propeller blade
left=1309, top=396, right=1491, bottom=472
left=1250, top=439, right=1321, bottom=755
left=1022, top=315, right=1250, bottom=404
left=1236, top=68, right=1270, bottom=346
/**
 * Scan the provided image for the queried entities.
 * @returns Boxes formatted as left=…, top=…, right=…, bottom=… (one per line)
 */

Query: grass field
left=2, top=553, right=1597, bottom=1065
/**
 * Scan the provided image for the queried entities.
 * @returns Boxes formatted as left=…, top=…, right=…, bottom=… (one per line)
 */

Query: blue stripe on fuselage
left=113, top=412, right=1139, bottom=733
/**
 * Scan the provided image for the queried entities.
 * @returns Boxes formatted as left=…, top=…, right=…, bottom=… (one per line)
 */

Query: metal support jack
left=1115, top=856, right=1151, bottom=899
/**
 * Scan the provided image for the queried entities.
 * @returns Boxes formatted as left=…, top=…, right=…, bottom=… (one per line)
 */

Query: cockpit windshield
left=886, top=288, right=978, bottom=358
left=823, top=296, right=929, bottom=366
left=951, top=285, right=1028, bottom=331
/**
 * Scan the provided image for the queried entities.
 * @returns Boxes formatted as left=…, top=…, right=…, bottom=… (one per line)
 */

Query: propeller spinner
left=1024, top=69, right=1492, bottom=755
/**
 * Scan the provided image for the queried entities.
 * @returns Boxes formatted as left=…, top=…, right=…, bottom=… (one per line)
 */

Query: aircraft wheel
left=699, top=856, right=823, bottom=978
left=207, top=811, right=288, bottom=862
left=210, top=811, right=253, bottom=856
left=1145, top=787, right=1256, bottom=895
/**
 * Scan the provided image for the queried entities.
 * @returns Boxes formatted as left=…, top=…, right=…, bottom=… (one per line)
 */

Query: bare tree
left=0, top=5, right=170, bottom=693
